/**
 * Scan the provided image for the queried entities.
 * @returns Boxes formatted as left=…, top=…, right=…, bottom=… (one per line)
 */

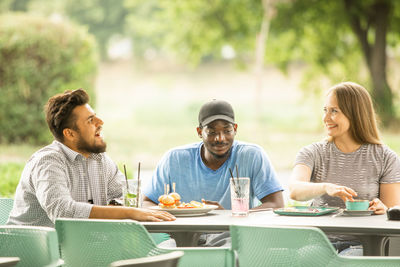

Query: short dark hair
left=45, top=89, right=89, bottom=142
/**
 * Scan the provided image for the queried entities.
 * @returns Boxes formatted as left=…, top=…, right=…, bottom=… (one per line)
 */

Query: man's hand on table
left=129, top=208, right=176, bottom=222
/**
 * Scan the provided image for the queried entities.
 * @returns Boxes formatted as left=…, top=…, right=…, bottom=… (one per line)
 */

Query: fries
left=177, top=201, right=205, bottom=209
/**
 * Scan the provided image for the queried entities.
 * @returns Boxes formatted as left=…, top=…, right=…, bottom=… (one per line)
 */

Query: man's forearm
left=253, top=191, right=285, bottom=210
left=88, top=204, right=176, bottom=222
left=89, top=205, right=132, bottom=219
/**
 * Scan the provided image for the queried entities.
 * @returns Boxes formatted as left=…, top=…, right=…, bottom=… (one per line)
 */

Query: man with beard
left=7, top=89, right=175, bottom=227
left=143, top=99, right=284, bottom=212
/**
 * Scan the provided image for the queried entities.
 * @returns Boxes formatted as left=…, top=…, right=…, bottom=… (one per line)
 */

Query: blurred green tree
left=2, top=0, right=399, bottom=125
left=125, top=0, right=263, bottom=65
left=270, top=0, right=400, bottom=127
left=64, top=0, right=129, bottom=60
left=0, top=0, right=128, bottom=60
left=0, top=13, right=98, bottom=144
left=125, top=0, right=400, bottom=126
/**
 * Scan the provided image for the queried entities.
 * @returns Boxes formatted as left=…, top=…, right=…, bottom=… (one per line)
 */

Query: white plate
left=149, top=205, right=218, bottom=217
left=342, top=209, right=373, bottom=216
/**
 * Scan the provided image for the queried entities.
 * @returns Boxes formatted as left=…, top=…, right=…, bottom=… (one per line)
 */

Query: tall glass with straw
left=229, top=165, right=250, bottom=216
left=123, top=165, right=135, bottom=207
left=122, top=163, right=142, bottom=208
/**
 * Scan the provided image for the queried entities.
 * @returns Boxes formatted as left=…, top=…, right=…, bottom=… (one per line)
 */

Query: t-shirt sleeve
left=247, top=146, right=283, bottom=200
left=294, top=144, right=316, bottom=170
left=380, top=146, right=400, bottom=184
left=142, top=151, right=172, bottom=203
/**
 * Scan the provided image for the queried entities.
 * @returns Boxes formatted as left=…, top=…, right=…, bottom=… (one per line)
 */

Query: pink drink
left=232, top=197, right=249, bottom=216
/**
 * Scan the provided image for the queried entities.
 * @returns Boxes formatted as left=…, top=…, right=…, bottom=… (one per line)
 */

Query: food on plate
left=157, top=183, right=206, bottom=209
left=169, top=192, right=181, bottom=204
left=169, top=182, right=181, bottom=205
left=177, top=201, right=205, bottom=209
left=158, top=184, right=176, bottom=208
left=158, top=194, right=176, bottom=208
left=281, top=207, right=322, bottom=213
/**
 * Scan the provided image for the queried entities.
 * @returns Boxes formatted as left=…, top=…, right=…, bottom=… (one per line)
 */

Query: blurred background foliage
left=2, top=0, right=400, bottom=124
left=1, top=0, right=400, bottom=196
left=0, top=13, right=98, bottom=144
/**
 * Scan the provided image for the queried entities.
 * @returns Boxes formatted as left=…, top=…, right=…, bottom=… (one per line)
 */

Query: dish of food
left=150, top=204, right=218, bottom=216
left=158, top=183, right=182, bottom=209
left=273, top=206, right=339, bottom=216
left=175, top=201, right=205, bottom=209
left=154, top=183, right=218, bottom=216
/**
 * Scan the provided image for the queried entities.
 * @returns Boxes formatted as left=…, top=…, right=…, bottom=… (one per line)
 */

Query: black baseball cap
left=198, top=99, right=235, bottom=127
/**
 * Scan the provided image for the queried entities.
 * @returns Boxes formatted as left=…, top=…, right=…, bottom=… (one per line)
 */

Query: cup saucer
left=342, top=209, right=373, bottom=216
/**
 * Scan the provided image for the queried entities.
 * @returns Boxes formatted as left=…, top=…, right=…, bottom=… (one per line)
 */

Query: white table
left=141, top=209, right=400, bottom=256
left=0, top=257, right=19, bottom=267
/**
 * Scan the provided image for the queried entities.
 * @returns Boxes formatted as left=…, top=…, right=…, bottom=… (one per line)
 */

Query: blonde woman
left=289, top=82, right=400, bottom=255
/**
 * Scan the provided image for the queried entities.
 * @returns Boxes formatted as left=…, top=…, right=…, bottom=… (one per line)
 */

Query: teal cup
left=345, top=200, right=369, bottom=211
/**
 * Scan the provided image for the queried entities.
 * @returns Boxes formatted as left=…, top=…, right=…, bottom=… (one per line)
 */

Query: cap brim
left=201, top=115, right=235, bottom=126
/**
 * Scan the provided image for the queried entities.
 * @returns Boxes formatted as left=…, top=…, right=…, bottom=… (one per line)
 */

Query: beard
left=76, top=135, right=107, bottom=154
left=210, top=150, right=230, bottom=159
left=208, top=143, right=232, bottom=159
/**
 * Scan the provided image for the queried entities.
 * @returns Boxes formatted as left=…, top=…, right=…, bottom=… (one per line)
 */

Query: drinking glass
left=230, top=177, right=250, bottom=217
left=122, top=179, right=142, bottom=208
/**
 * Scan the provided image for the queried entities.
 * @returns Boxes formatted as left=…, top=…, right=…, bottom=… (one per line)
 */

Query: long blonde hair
left=327, top=82, right=381, bottom=145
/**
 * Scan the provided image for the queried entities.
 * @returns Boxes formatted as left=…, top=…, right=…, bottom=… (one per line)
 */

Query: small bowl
left=345, top=200, right=369, bottom=211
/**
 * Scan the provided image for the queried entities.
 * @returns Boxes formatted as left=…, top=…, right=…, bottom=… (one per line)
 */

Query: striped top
left=295, top=140, right=400, bottom=208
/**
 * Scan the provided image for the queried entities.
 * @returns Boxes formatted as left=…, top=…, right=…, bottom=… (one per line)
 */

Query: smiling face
left=323, top=92, right=351, bottom=141
left=197, top=120, right=237, bottom=160
left=69, top=104, right=106, bottom=157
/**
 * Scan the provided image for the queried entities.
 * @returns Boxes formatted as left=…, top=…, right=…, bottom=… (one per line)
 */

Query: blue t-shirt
left=143, top=141, right=283, bottom=209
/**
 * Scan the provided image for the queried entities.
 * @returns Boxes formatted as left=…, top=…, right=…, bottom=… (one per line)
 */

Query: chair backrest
left=110, top=251, right=184, bottom=267
left=149, top=233, right=171, bottom=245
left=55, top=218, right=168, bottom=267
left=0, top=198, right=14, bottom=225
left=0, top=225, right=64, bottom=267
left=230, top=225, right=337, bottom=267
left=176, top=247, right=234, bottom=267
left=230, top=225, right=400, bottom=267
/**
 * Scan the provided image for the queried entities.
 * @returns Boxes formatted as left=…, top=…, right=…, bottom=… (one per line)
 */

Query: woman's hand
left=324, top=184, right=357, bottom=202
left=369, top=198, right=387, bottom=215
left=202, top=199, right=224, bottom=210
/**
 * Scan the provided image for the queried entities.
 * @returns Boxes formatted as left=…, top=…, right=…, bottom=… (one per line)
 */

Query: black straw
left=229, top=167, right=239, bottom=195
left=229, top=168, right=236, bottom=186
left=235, top=164, right=240, bottom=184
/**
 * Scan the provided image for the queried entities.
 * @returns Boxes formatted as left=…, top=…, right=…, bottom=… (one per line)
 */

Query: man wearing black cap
left=143, top=99, right=284, bottom=211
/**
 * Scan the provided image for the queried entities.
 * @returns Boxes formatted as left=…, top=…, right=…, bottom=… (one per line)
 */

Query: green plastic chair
left=0, top=198, right=13, bottom=225
left=56, top=218, right=234, bottom=267
left=0, top=225, right=64, bottom=267
left=230, top=225, right=400, bottom=267
left=110, top=251, right=184, bottom=267
left=149, top=233, right=171, bottom=245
